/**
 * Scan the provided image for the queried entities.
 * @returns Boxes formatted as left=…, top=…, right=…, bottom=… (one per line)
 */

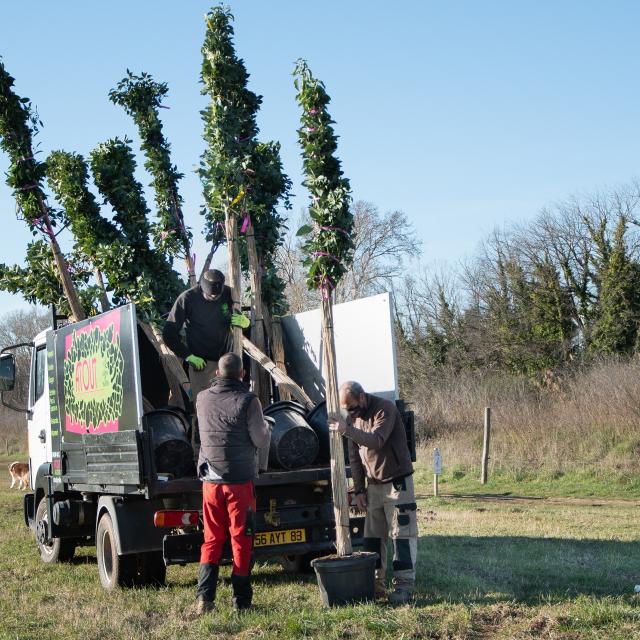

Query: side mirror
left=0, top=353, right=16, bottom=392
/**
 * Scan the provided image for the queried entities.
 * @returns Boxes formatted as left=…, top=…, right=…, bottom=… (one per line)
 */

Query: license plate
left=254, top=528, right=306, bottom=547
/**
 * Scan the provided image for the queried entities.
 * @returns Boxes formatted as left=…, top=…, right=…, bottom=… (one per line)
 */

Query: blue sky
left=1, top=1, right=639, bottom=315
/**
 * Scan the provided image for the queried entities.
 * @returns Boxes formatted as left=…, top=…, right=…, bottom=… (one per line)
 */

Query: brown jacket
left=345, top=393, right=413, bottom=493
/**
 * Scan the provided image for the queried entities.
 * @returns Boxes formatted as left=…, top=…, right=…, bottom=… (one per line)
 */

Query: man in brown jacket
left=330, top=381, right=418, bottom=605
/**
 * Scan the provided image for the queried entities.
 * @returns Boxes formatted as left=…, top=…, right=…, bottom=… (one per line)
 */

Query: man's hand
left=231, top=312, right=250, bottom=329
left=354, top=492, right=367, bottom=511
left=186, top=354, right=206, bottom=371
left=328, top=413, right=347, bottom=435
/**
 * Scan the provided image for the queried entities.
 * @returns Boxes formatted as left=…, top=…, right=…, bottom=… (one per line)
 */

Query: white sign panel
left=433, top=448, right=442, bottom=475
left=281, top=292, right=399, bottom=403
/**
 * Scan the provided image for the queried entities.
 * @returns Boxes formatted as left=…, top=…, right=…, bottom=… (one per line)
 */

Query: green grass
left=415, top=462, right=640, bottom=499
left=1, top=455, right=639, bottom=639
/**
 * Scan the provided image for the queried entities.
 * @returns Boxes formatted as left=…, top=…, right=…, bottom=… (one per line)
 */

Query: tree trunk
left=34, top=191, right=85, bottom=322
left=224, top=206, right=243, bottom=356
left=94, top=269, right=111, bottom=313
left=48, top=223, right=85, bottom=322
left=321, top=295, right=352, bottom=556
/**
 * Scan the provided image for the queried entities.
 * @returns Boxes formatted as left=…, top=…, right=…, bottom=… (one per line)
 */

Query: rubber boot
left=231, top=573, right=253, bottom=610
left=195, top=563, right=219, bottom=614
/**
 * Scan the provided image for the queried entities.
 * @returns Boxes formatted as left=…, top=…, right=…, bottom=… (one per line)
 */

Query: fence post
left=481, top=407, right=491, bottom=484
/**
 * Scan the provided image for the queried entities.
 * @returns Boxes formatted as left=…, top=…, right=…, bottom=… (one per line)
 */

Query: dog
left=9, top=461, right=29, bottom=490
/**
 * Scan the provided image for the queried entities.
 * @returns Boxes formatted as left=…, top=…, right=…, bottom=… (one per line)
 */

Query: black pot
left=263, top=401, right=319, bottom=470
left=311, top=552, right=379, bottom=607
left=145, top=410, right=195, bottom=479
left=306, top=401, right=349, bottom=464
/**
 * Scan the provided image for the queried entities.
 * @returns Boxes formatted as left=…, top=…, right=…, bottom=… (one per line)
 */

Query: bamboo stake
left=321, top=295, right=352, bottom=556
left=242, top=337, right=314, bottom=409
left=270, top=316, right=292, bottom=402
left=245, top=219, right=270, bottom=406
left=224, top=206, right=243, bottom=356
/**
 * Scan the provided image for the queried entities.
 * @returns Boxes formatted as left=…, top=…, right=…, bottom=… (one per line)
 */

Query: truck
left=0, top=293, right=414, bottom=589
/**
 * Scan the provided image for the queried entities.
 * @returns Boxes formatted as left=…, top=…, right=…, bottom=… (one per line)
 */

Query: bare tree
left=277, top=201, right=421, bottom=313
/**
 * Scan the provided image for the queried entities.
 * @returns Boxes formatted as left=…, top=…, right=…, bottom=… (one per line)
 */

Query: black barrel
left=263, top=401, right=319, bottom=470
left=306, top=401, right=350, bottom=464
left=145, top=410, right=196, bottom=479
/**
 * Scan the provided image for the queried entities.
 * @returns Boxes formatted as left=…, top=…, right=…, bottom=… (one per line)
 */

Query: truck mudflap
left=162, top=516, right=365, bottom=566
left=24, top=493, right=35, bottom=529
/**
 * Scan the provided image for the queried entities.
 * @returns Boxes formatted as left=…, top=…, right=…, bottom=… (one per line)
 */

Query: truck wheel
left=279, top=553, right=316, bottom=574
left=96, top=513, right=136, bottom=589
left=35, top=498, right=76, bottom=564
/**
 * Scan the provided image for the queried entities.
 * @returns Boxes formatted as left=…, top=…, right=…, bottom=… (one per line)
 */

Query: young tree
left=109, top=71, right=196, bottom=285
left=90, top=137, right=184, bottom=319
left=294, top=58, right=354, bottom=556
left=0, top=60, right=85, bottom=320
left=200, top=5, right=262, bottom=355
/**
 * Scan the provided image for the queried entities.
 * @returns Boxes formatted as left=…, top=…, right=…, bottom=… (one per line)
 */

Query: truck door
left=27, top=343, right=51, bottom=487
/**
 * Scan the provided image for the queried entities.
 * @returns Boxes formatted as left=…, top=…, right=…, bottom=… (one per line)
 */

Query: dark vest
left=196, top=378, right=257, bottom=483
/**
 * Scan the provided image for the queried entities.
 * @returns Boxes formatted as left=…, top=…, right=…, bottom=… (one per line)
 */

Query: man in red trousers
left=194, top=352, right=270, bottom=614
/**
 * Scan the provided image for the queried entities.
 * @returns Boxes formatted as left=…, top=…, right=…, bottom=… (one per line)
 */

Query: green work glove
left=231, top=312, right=250, bottom=329
left=186, top=354, right=206, bottom=371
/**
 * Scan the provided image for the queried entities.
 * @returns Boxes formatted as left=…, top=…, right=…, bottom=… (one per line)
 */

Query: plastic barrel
left=263, top=401, right=319, bottom=470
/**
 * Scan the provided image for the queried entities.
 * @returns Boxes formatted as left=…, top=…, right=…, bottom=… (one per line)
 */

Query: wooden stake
left=224, top=206, right=243, bottom=356
left=433, top=474, right=439, bottom=497
left=481, top=406, right=491, bottom=484
left=321, top=295, right=352, bottom=556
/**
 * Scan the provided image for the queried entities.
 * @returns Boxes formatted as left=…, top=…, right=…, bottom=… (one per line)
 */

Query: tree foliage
left=109, top=71, right=194, bottom=271
left=200, top=6, right=290, bottom=315
left=90, top=137, right=184, bottom=316
left=294, top=59, right=354, bottom=293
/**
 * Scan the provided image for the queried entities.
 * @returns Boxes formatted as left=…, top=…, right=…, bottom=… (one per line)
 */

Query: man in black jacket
left=194, top=352, right=270, bottom=614
left=162, top=269, right=249, bottom=442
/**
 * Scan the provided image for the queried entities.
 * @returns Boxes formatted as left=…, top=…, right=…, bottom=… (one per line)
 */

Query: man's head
left=339, top=381, right=367, bottom=420
left=201, top=269, right=225, bottom=301
left=216, top=352, right=244, bottom=381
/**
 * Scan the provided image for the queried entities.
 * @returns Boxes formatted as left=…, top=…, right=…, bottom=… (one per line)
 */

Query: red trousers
left=200, top=480, right=255, bottom=576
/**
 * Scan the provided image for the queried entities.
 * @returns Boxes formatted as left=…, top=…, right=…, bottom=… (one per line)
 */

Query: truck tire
left=35, top=498, right=76, bottom=564
left=96, top=513, right=136, bottom=589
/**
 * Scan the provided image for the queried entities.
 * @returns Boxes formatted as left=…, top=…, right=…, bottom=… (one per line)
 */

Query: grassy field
left=1, top=455, right=639, bottom=640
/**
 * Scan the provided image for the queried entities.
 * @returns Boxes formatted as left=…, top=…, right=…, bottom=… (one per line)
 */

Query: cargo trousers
left=363, top=474, right=418, bottom=593
left=200, top=480, right=255, bottom=576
